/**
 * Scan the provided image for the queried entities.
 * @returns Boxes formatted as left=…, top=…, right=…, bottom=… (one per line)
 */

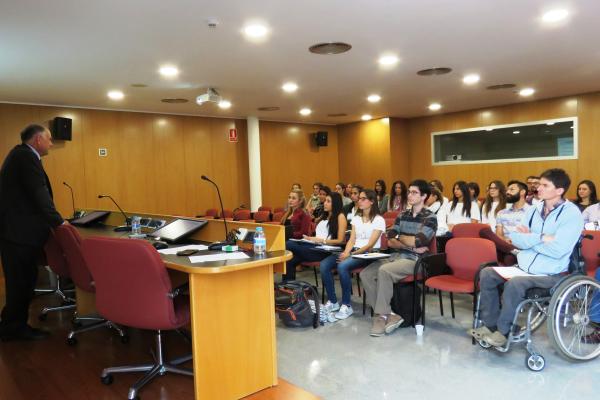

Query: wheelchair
left=472, top=234, right=600, bottom=371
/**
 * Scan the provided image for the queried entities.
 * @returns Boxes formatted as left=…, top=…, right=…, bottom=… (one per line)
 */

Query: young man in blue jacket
left=469, top=168, right=583, bottom=346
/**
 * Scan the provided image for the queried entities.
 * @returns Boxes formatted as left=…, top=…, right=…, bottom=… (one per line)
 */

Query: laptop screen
left=148, top=218, right=207, bottom=243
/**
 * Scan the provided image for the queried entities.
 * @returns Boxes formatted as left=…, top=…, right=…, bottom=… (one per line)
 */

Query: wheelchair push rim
left=547, top=275, right=600, bottom=361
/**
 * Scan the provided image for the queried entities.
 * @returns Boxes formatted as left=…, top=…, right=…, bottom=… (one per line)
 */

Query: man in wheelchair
left=469, top=169, right=584, bottom=347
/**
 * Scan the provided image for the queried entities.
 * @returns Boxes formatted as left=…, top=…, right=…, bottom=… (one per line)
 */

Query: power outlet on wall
left=98, top=148, right=107, bottom=157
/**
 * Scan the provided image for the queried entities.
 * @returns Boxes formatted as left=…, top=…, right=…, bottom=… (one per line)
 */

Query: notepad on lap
left=352, top=253, right=390, bottom=260
left=492, top=266, right=535, bottom=280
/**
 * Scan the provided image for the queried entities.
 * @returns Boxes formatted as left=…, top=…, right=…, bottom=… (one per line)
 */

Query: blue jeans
left=591, top=268, right=600, bottom=323
left=320, top=254, right=372, bottom=306
left=283, top=240, right=329, bottom=281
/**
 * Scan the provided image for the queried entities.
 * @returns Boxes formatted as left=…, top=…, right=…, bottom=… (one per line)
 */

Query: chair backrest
left=273, top=207, right=285, bottom=214
left=55, top=224, right=95, bottom=292
left=258, top=206, right=272, bottom=212
left=221, top=209, right=233, bottom=219
left=384, top=218, right=395, bottom=229
left=253, top=210, right=271, bottom=223
left=452, top=223, right=489, bottom=238
left=205, top=208, right=218, bottom=218
left=446, top=238, right=497, bottom=281
left=382, top=211, right=399, bottom=220
left=233, top=209, right=251, bottom=221
left=272, top=211, right=285, bottom=223
left=428, top=236, right=437, bottom=254
left=581, top=230, right=600, bottom=277
left=44, top=230, right=70, bottom=278
left=81, top=237, right=186, bottom=330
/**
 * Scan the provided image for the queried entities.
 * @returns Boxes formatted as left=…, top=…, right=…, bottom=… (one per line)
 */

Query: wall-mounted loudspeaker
left=51, top=117, right=72, bottom=141
left=314, top=131, right=328, bottom=147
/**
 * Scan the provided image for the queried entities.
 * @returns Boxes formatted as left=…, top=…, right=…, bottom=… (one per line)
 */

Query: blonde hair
left=282, top=189, right=306, bottom=222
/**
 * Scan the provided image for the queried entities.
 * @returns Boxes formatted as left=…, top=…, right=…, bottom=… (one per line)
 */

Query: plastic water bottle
left=254, top=227, right=266, bottom=255
left=131, top=216, right=142, bottom=235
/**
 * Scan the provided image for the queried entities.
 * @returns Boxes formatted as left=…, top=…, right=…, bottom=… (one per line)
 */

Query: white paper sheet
left=492, top=266, right=534, bottom=280
left=315, top=245, right=343, bottom=251
left=189, top=252, right=250, bottom=263
left=157, top=244, right=209, bottom=255
left=352, top=253, right=391, bottom=260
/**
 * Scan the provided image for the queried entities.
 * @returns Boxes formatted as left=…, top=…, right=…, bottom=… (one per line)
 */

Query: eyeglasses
left=407, top=190, right=421, bottom=195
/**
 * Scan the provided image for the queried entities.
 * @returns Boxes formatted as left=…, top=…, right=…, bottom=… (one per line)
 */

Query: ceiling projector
left=196, top=88, right=222, bottom=105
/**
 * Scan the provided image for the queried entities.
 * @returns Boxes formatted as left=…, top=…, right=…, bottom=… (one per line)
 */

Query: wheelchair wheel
left=512, top=301, right=548, bottom=341
left=525, top=354, right=545, bottom=371
left=547, top=275, right=600, bottom=361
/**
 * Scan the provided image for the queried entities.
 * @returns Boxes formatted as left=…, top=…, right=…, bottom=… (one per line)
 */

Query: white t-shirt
left=440, top=201, right=481, bottom=226
left=351, top=215, right=386, bottom=249
left=315, top=220, right=330, bottom=239
left=481, top=201, right=502, bottom=230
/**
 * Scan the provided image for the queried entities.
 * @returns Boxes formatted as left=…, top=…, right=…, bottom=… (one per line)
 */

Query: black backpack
left=390, top=282, right=422, bottom=327
left=275, top=281, right=320, bottom=328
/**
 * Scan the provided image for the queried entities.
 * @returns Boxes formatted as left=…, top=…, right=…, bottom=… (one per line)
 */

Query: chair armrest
left=473, top=261, right=499, bottom=292
left=420, top=253, right=448, bottom=278
left=167, top=282, right=189, bottom=299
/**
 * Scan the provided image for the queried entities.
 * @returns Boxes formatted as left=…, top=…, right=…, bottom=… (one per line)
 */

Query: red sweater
left=287, top=208, right=312, bottom=239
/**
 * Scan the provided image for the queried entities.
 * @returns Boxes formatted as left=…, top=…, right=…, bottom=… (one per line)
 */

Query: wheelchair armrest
left=167, top=282, right=189, bottom=299
left=419, top=253, right=448, bottom=278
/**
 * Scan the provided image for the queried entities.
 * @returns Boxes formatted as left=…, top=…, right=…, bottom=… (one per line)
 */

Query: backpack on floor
left=391, top=282, right=422, bottom=327
left=275, top=281, right=320, bottom=328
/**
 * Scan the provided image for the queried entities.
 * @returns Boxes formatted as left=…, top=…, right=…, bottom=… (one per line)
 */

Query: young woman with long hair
left=388, top=180, right=408, bottom=212
left=438, top=180, right=480, bottom=233
left=374, top=179, right=389, bottom=213
left=336, top=182, right=352, bottom=206
left=281, top=189, right=311, bottom=239
left=575, top=180, right=598, bottom=212
left=481, top=180, right=507, bottom=230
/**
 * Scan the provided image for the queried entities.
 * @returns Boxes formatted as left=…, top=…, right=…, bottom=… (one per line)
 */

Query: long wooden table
left=75, top=211, right=291, bottom=399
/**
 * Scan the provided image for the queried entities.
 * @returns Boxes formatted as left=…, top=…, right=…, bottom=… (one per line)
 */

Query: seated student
left=481, top=180, right=507, bottom=231
left=360, top=180, right=437, bottom=336
left=479, top=180, right=530, bottom=265
left=526, top=175, right=542, bottom=205
left=342, top=184, right=363, bottom=223
left=429, top=179, right=449, bottom=207
left=335, top=182, right=352, bottom=206
left=375, top=179, right=389, bottom=213
left=470, top=169, right=583, bottom=347
left=437, top=180, right=480, bottom=234
left=282, top=193, right=347, bottom=281
left=291, top=182, right=302, bottom=191
left=306, top=182, right=322, bottom=214
left=312, top=186, right=331, bottom=222
left=388, top=180, right=408, bottom=212
left=320, top=189, right=385, bottom=320
left=575, top=179, right=597, bottom=212
left=425, top=186, right=443, bottom=215
left=345, top=183, right=354, bottom=198
left=582, top=201, right=600, bottom=229
left=281, top=189, right=311, bottom=239
left=468, top=181, right=482, bottom=209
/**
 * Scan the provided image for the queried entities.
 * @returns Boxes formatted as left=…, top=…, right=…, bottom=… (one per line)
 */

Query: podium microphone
left=63, top=181, right=76, bottom=218
left=98, top=194, right=131, bottom=232
left=201, top=175, right=234, bottom=250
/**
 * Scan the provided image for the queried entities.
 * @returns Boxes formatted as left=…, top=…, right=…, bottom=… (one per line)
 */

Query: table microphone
left=201, top=175, right=234, bottom=250
left=98, top=194, right=131, bottom=232
left=63, top=181, right=76, bottom=219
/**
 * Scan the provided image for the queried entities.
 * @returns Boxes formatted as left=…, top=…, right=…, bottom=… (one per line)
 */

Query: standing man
left=0, top=124, right=65, bottom=341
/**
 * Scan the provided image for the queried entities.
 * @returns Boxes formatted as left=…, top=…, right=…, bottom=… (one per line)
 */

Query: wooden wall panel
left=405, top=95, right=587, bottom=198
left=389, top=117, right=411, bottom=184
left=259, top=121, right=339, bottom=208
left=338, top=118, right=393, bottom=189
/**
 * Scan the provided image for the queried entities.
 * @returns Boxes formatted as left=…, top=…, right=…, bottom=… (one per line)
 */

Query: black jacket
left=0, top=144, right=63, bottom=247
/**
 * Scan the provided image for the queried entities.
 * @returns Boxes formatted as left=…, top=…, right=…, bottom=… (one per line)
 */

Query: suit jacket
left=0, top=144, right=63, bottom=247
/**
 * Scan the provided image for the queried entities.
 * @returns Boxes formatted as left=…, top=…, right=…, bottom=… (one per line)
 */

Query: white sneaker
left=323, top=301, right=340, bottom=313
left=334, top=304, right=354, bottom=320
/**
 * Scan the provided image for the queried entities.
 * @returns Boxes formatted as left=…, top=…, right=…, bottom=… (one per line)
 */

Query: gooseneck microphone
left=98, top=194, right=131, bottom=232
left=201, top=175, right=228, bottom=241
left=63, top=181, right=76, bottom=218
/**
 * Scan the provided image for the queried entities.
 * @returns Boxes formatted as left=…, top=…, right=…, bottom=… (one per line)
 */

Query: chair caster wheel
left=120, top=335, right=130, bottom=344
left=526, top=354, right=545, bottom=371
left=101, top=374, right=113, bottom=385
left=67, top=337, right=78, bottom=346
left=38, top=313, right=48, bottom=321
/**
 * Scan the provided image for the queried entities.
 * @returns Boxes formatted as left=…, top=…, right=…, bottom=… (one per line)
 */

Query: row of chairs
left=41, top=225, right=192, bottom=400
left=201, top=206, right=286, bottom=223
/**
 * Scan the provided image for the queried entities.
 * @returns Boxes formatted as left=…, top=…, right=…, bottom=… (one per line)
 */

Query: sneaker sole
left=384, top=319, right=404, bottom=334
left=369, top=331, right=385, bottom=337
left=335, top=312, right=353, bottom=320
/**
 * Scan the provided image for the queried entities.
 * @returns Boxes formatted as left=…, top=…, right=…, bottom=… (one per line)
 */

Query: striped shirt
left=389, top=207, right=438, bottom=259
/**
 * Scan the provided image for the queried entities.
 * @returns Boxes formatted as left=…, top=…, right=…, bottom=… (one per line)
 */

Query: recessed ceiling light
left=159, top=65, right=179, bottom=78
left=519, top=87, right=535, bottom=97
left=243, top=23, right=269, bottom=39
left=428, top=103, right=442, bottom=111
left=299, top=108, right=311, bottom=116
left=513, top=130, right=520, bottom=134
left=361, top=114, right=372, bottom=121
left=378, top=54, right=399, bottom=67
left=282, top=82, right=298, bottom=93
left=463, top=74, right=480, bottom=85
left=218, top=100, right=232, bottom=109
left=107, top=90, right=124, bottom=100
left=367, top=94, right=381, bottom=103
left=542, top=9, right=569, bottom=23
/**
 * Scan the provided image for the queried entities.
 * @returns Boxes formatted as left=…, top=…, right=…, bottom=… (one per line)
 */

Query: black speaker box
left=315, top=131, right=328, bottom=147
left=51, top=117, right=72, bottom=141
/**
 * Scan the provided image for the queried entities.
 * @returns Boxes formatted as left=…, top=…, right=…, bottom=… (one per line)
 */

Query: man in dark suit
left=0, top=124, right=65, bottom=341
